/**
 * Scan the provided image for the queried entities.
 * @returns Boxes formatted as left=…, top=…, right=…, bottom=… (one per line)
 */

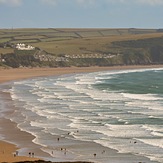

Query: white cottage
left=16, top=43, right=35, bottom=50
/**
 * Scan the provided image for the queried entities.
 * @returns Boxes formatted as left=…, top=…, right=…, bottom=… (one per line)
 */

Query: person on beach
left=102, top=150, right=105, bottom=154
left=64, top=149, right=66, bottom=155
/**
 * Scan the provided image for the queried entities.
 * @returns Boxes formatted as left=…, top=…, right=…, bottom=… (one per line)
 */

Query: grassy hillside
left=0, top=28, right=163, bottom=67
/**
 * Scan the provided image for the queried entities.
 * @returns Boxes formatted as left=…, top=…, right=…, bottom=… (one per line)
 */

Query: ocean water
left=1, top=68, right=163, bottom=162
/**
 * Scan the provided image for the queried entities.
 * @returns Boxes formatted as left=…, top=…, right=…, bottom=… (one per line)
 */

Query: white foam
left=5, top=68, right=163, bottom=163
left=122, top=93, right=162, bottom=101
left=103, top=124, right=152, bottom=138
left=136, top=138, right=163, bottom=150
left=96, top=68, right=163, bottom=78
left=142, top=125, right=163, bottom=137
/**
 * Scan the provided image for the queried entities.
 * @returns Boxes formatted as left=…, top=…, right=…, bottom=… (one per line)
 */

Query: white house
left=16, top=43, right=35, bottom=50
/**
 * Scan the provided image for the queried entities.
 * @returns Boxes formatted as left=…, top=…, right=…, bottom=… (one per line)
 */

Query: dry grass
left=32, top=32, right=163, bottom=54
left=45, top=32, right=78, bottom=37
left=0, top=38, right=11, bottom=43
left=11, top=39, right=39, bottom=44
left=0, top=28, right=56, bottom=33
left=40, top=37, right=75, bottom=42
left=0, top=48, right=14, bottom=54
left=0, top=28, right=163, bottom=55
left=14, top=35, right=46, bottom=40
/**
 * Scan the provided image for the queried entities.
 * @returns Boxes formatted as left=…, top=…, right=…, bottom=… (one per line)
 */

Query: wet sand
left=0, top=65, right=162, bottom=163
left=0, top=140, right=40, bottom=162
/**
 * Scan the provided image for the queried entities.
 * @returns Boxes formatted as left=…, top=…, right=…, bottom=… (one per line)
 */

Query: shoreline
left=1, top=65, right=163, bottom=84
left=0, top=65, right=162, bottom=163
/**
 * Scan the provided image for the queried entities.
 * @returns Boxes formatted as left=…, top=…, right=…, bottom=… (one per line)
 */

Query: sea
left=0, top=68, right=163, bottom=163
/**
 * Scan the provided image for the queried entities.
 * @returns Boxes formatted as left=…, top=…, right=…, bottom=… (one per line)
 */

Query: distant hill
left=0, top=28, right=163, bottom=68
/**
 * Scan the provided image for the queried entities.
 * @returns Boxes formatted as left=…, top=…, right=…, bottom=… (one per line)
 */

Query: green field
left=0, top=28, right=163, bottom=55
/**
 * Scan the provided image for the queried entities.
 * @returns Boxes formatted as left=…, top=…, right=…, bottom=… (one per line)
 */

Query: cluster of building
left=34, top=50, right=68, bottom=62
left=16, top=43, right=35, bottom=50
left=65, top=53, right=117, bottom=59
left=34, top=51, right=118, bottom=62
left=0, top=41, right=119, bottom=65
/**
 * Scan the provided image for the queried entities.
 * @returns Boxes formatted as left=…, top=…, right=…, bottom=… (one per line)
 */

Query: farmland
left=0, top=28, right=162, bottom=55
left=1, top=28, right=163, bottom=67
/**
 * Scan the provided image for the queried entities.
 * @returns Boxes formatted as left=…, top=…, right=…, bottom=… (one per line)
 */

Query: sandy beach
left=0, top=140, right=40, bottom=162
left=1, top=65, right=163, bottom=84
left=0, top=65, right=163, bottom=163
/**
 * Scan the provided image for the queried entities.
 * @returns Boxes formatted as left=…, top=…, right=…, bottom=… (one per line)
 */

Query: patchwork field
left=1, top=28, right=163, bottom=55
